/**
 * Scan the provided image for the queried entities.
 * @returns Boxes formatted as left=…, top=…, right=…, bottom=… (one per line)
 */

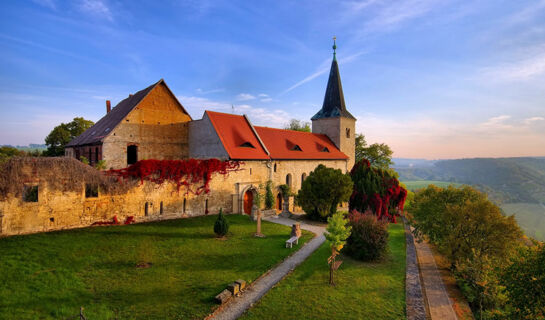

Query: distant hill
left=394, top=157, right=545, bottom=204
left=395, top=157, right=545, bottom=240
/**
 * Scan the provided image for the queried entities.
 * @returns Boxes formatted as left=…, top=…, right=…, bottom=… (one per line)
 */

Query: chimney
left=106, top=100, right=111, bottom=113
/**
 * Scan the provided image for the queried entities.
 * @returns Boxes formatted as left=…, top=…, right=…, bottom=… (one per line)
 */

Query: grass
left=501, top=202, right=545, bottom=241
left=0, top=215, right=313, bottom=320
left=402, top=180, right=463, bottom=191
left=241, top=223, right=406, bottom=320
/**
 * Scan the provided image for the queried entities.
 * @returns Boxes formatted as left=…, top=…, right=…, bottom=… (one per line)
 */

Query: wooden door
left=276, top=193, right=283, bottom=212
left=244, top=190, right=253, bottom=215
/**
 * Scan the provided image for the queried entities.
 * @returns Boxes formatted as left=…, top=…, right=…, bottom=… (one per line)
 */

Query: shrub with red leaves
left=107, top=159, right=241, bottom=195
left=349, top=159, right=407, bottom=223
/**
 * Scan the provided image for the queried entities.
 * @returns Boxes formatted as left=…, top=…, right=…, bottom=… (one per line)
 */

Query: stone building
left=0, top=46, right=357, bottom=236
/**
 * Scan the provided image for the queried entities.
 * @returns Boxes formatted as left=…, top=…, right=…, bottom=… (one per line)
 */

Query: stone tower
left=311, top=39, right=356, bottom=171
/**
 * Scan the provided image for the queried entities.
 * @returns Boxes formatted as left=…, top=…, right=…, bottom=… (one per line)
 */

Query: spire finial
left=332, top=36, right=337, bottom=60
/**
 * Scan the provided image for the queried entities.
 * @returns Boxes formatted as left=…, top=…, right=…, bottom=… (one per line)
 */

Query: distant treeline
left=396, top=157, right=545, bottom=204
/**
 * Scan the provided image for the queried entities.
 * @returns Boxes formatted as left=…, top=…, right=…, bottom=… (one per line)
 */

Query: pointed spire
left=311, top=38, right=356, bottom=120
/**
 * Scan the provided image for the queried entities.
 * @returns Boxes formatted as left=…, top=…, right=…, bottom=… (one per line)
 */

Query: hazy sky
left=1, top=0, right=544, bottom=159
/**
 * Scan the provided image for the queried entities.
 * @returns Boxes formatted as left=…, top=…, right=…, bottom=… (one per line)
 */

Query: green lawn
left=241, top=223, right=406, bottom=320
left=501, top=202, right=545, bottom=241
left=402, top=180, right=462, bottom=191
left=0, top=215, right=313, bottom=320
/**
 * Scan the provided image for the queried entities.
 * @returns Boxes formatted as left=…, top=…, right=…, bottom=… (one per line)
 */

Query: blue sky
left=1, top=0, right=544, bottom=159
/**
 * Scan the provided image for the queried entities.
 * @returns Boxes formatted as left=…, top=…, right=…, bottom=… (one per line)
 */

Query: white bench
left=285, top=236, right=299, bottom=248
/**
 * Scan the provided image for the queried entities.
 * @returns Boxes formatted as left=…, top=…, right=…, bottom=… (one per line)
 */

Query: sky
left=0, top=0, right=544, bottom=159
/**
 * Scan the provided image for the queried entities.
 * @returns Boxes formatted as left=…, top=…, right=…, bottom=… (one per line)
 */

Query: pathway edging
left=404, top=217, right=427, bottom=320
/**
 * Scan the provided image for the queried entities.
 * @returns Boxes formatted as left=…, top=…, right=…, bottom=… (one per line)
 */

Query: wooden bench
left=285, top=236, right=299, bottom=248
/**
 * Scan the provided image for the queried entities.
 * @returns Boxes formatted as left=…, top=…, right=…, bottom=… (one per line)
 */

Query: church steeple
left=311, top=38, right=356, bottom=120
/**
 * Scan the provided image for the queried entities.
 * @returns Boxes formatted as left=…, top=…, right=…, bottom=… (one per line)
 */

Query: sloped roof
left=205, top=111, right=348, bottom=161
left=205, top=111, right=269, bottom=160
left=254, top=126, right=348, bottom=160
left=66, top=79, right=189, bottom=147
left=311, top=57, right=356, bottom=120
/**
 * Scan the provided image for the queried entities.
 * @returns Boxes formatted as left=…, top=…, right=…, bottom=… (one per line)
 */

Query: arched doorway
left=243, top=190, right=254, bottom=215
left=276, top=193, right=283, bottom=212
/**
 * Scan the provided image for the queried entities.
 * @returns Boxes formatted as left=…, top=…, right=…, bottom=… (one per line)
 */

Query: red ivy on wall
left=349, top=159, right=407, bottom=223
left=107, top=159, right=241, bottom=195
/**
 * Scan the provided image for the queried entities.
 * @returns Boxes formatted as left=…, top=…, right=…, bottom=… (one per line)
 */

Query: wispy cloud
left=480, top=51, right=545, bottom=82
left=196, top=88, right=225, bottom=94
left=236, top=93, right=256, bottom=101
left=480, top=115, right=512, bottom=129
left=258, top=93, right=272, bottom=102
left=32, top=0, right=57, bottom=10
left=364, top=0, right=441, bottom=32
left=524, top=116, right=545, bottom=125
left=78, top=0, right=113, bottom=21
left=281, top=51, right=367, bottom=95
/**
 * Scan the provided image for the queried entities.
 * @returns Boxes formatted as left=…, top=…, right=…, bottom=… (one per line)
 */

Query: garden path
left=413, top=233, right=458, bottom=320
left=207, top=216, right=326, bottom=320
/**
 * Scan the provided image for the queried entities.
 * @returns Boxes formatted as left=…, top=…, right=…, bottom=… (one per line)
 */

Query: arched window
left=144, top=202, right=149, bottom=216
left=346, top=128, right=351, bottom=138
left=160, top=201, right=163, bottom=215
left=183, top=198, right=187, bottom=213
left=286, top=174, right=292, bottom=187
left=301, top=173, right=306, bottom=186
left=274, top=163, right=277, bottom=172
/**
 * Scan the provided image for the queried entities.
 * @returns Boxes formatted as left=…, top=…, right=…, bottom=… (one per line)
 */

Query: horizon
left=1, top=1, right=544, bottom=159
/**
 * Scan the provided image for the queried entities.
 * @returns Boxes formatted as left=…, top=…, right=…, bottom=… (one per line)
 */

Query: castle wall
left=0, top=158, right=348, bottom=237
left=102, top=83, right=192, bottom=169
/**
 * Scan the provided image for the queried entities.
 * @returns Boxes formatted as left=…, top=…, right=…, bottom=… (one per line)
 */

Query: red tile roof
left=255, top=126, right=348, bottom=160
left=205, top=111, right=269, bottom=160
left=205, top=111, right=348, bottom=160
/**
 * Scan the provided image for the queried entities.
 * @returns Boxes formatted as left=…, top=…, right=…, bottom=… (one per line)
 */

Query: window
left=127, top=145, right=138, bottom=165
left=346, top=128, right=351, bottom=138
left=145, top=202, right=149, bottom=216
left=249, top=168, right=252, bottom=175
left=205, top=199, right=209, bottom=214
left=291, top=145, right=302, bottom=151
left=286, top=174, right=292, bottom=187
left=183, top=198, right=187, bottom=213
left=239, top=142, right=255, bottom=148
left=301, top=173, right=306, bottom=186
left=321, top=147, right=330, bottom=153
left=274, top=163, right=277, bottom=172
left=85, top=184, right=98, bottom=198
left=95, top=147, right=99, bottom=163
left=88, top=148, right=92, bottom=164
left=23, top=185, right=38, bottom=202
left=75, top=149, right=80, bottom=160
left=160, top=201, right=164, bottom=215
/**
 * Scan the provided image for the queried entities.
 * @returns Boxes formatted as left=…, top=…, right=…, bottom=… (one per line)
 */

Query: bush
left=344, top=210, right=389, bottom=261
left=214, top=208, right=229, bottom=237
left=297, top=164, right=353, bottom=221
left=265, top=180, right=274, bottom=209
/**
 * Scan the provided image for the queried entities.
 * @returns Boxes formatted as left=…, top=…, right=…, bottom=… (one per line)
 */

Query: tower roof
left=311, top=39, right=356, bottom=121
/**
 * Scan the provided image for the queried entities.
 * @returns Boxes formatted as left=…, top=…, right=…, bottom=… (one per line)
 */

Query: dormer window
left=240, top=142, right=255, bottom=148
left=321, top=147, right=330, bottom=152
left=291, top=145, right=302, bottom=151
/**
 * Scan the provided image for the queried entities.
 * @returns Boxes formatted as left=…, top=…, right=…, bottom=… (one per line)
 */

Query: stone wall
left=0, top=158, right=348, bottom=237
left=102, top=83, right=192, bottom=169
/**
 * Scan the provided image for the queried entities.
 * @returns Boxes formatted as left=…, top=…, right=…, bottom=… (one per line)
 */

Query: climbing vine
left=349, top=159, right=407, bottom=223
left=107, top=159, right=241, bottom=195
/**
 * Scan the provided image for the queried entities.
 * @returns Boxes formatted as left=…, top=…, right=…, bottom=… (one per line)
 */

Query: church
left=0, top=46, right=357, bottom=236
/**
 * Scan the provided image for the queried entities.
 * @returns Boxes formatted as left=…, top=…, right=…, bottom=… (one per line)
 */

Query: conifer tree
left=214, top=208, right=229, bottom=237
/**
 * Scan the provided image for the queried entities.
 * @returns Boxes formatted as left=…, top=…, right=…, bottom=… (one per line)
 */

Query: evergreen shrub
left=344, top=210, right=389, bottom=261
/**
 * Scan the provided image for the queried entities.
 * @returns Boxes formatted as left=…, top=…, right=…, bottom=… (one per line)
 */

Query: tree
left=214, top=208, right=229, bottom=237
left=264, top=180, right=275, bottom=210
left=354, top=133, right=393, bottom=169
left=45, top=117, right=94, bottom=156
left=325, top=212, right=351, bottom=285
left=0, top=146, right=24, bottom=164
left=296, top=164, right=353, bottom=221
left=284, top=119, right=311, bottom=132
left=349, top=159, right=407, bottom=223
left=503, top=244, right=545, bottom=319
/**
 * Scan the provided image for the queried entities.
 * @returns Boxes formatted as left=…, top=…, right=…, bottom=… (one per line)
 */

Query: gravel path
left=207, top=216, right=326, bottom=320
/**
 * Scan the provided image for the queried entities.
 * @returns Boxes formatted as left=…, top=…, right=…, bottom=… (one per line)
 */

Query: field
left=241, top=223, right=406, bottom=320
left=401, top=180, right=463, bottom=191
left=0, top=215, right=313, bottom=319
left=501, top=203, right=545, bottom=241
